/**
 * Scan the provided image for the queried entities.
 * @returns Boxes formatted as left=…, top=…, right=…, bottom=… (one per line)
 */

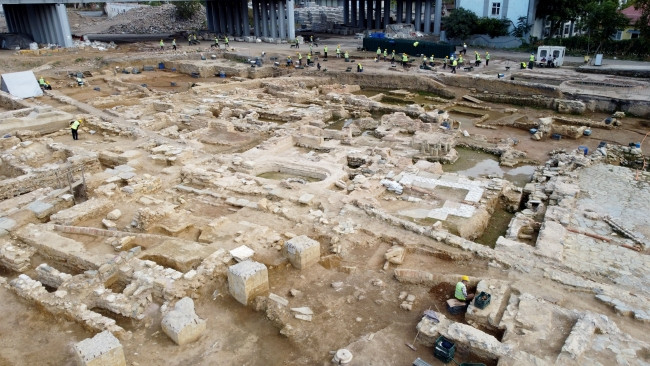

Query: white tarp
left=1, top=71, right=43, bottom=99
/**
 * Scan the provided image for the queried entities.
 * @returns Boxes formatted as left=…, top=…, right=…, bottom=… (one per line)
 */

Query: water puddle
left=445, top=148, right=536, bottom=187
left=257, top=172, right=321, bottom=182
left=326, top=118, right=353, bottom=130
left=475, top=204, right=515, bottom=247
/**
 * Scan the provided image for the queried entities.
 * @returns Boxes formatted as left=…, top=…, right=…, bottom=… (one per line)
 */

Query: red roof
left=621, top=6, right=642, bottom=24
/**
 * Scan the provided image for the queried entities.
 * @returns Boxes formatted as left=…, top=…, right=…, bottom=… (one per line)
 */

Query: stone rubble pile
left=294, top=4, right=344, bottom=33
left=102, top=4, right=207, bottom=34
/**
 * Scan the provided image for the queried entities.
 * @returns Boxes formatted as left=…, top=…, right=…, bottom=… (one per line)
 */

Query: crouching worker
left=455, top=275, right=475, bottom=304
left=357, top=63, right=363, bottom=72
left=38, top=76, right=52, bottom=90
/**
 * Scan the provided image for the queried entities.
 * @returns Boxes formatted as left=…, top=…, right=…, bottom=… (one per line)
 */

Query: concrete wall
left=105, top=3, right=143, bottom=18
left=468, top=34, right=522, bottom=49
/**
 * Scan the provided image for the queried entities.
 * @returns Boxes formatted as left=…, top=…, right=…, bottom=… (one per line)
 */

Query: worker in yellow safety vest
left=455, top=275, right=474, bottom=304
left=69, top=118, right=83, bottom=140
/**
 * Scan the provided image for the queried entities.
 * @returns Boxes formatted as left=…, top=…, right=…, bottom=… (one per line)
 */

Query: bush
left=175, top=0, right=201, bottom=21
left=475, top=18, right=510, bottom=38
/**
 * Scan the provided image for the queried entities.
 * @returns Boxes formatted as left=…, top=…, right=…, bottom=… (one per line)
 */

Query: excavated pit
left=0, top=39, right=649, bottom=366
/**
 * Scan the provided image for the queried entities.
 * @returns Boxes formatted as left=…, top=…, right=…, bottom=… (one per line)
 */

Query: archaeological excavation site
left=1, top=31, right=650, bottom=366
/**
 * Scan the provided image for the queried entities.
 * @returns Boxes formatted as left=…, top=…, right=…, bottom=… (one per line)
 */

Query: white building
left=455, top=0, right=541, bottom=37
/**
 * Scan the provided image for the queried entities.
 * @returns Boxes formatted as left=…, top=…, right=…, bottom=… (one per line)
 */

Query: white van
left=536, top=46, right=565, bottom=67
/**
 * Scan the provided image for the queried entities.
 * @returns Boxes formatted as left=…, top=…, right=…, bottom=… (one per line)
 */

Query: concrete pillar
left=414, top=0, right=421, bottom=31
left=405, top=0, right=412, bottom=24
left=270, top=0, right=277, bottom=38
left=375, top=0, right=381, bottom=29
left=287, top=0, right=295, bottom=40
left=396, top=0, right=403, bottom=23
left=218, top=1, right=227, bottom=34
left=206, top=1, right=214, bottom=31
left=6, top=4, right=72, bottom=47
left=433, top=0, right=442, bottom=35
left=358, top=0, right=365, bottom=28
left=278, top=0, right=286, bottom=39
left=344, top=0, right=349, bottom=25
left=383, top=0, right=390, bottom=27
left=242, top=0, right=250, bottom=36
left=252, top=0, right=261, bottom=37
left=351, top=0, right=357, bottom=27
left=260, top=0, right=269, bottom=37
left=234, top=0, right=242, bottom=36
left=367, top=0, right=373, bottom=29
left=423, top=0, right=431, bottom=33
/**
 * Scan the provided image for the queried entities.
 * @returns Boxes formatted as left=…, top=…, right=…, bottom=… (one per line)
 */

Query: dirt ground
left=1, top=21, right=649, bottom=366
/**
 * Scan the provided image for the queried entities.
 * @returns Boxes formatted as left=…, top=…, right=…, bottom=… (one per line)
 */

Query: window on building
left=491, top=2, right=501, bottom=16
left=613, top=31, right=623, bottom=40
left=564, top=24, right=570, bottom=36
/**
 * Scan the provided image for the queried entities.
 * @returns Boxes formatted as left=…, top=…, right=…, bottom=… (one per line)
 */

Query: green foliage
left=541, top=35, right=650, bottom=60
left=631, top=0, right=650, bottom=39
left=443, top=7, right=478, bottom=40
left=511, top=16, right=532, bottom=38
left=536, top=0, right=589, bottom=39
left=581, top=0, right=630, bottom=48
left=175, top=0, right=201, bottom=21
left=475, top=17, right=510, bottom=38
left=74, top=57, right=85, bottom=63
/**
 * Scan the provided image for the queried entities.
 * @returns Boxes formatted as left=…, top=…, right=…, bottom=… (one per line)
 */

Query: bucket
left=578, top=145, right=588, bottom=155
left=529, top=128, right=537, bottom=134
left=158, top=62, right=164, bottom=69
left=635, top=142, right=641, bottom=148
left=219, top=71, right=226, bottom=78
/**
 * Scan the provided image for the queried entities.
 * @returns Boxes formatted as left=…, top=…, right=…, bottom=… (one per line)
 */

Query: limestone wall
left=319, top=73, right=455, bottom=99
left=440, top=76, right=563, bottom=99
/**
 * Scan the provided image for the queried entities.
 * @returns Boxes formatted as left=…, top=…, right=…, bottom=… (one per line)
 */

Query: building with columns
left=342, top=0, right=445, bottom=35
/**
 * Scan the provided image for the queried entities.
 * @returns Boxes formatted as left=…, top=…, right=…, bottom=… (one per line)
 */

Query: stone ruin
left=0, top=45, right=649, bottom=366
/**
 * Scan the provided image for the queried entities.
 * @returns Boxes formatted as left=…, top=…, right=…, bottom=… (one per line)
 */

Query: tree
left=511, top=16, right=533, bottom=38
left=475, top=17, right=510, bottom=38
left=175, top=0, right=201, bottom=21
left=443, top=7, right=478, bottom=40
left=582, top=0, right=629, bottom=50
left=537, top=0, right=589, bottom=39
left=631, top=0, right=650, bottom=39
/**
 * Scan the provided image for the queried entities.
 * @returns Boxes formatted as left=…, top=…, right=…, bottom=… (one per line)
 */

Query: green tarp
left=363, top=38, right=455, bottom=59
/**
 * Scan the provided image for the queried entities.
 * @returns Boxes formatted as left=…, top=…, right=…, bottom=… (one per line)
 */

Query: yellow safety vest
left=455, top=282, right=466, bottom=300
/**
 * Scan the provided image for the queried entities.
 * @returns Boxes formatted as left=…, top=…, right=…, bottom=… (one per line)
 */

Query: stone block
left=466, top=279, right=511, bottom=330
left=73, top=331, right=126, bottom=366
left=27, top=200, right=54, bottom=220
left=228, top=261, right=269, bottom=305
left=230, top=245, right=254, bottom=262
left=284, top=235, right=320, bottom=269
left=161, top=297, right=206, bottom=346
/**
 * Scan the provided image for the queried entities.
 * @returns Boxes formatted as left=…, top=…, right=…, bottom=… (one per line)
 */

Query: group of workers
left=158, top=34, right=231, bottom=51
left=521, top=52, right=556, bottom=69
